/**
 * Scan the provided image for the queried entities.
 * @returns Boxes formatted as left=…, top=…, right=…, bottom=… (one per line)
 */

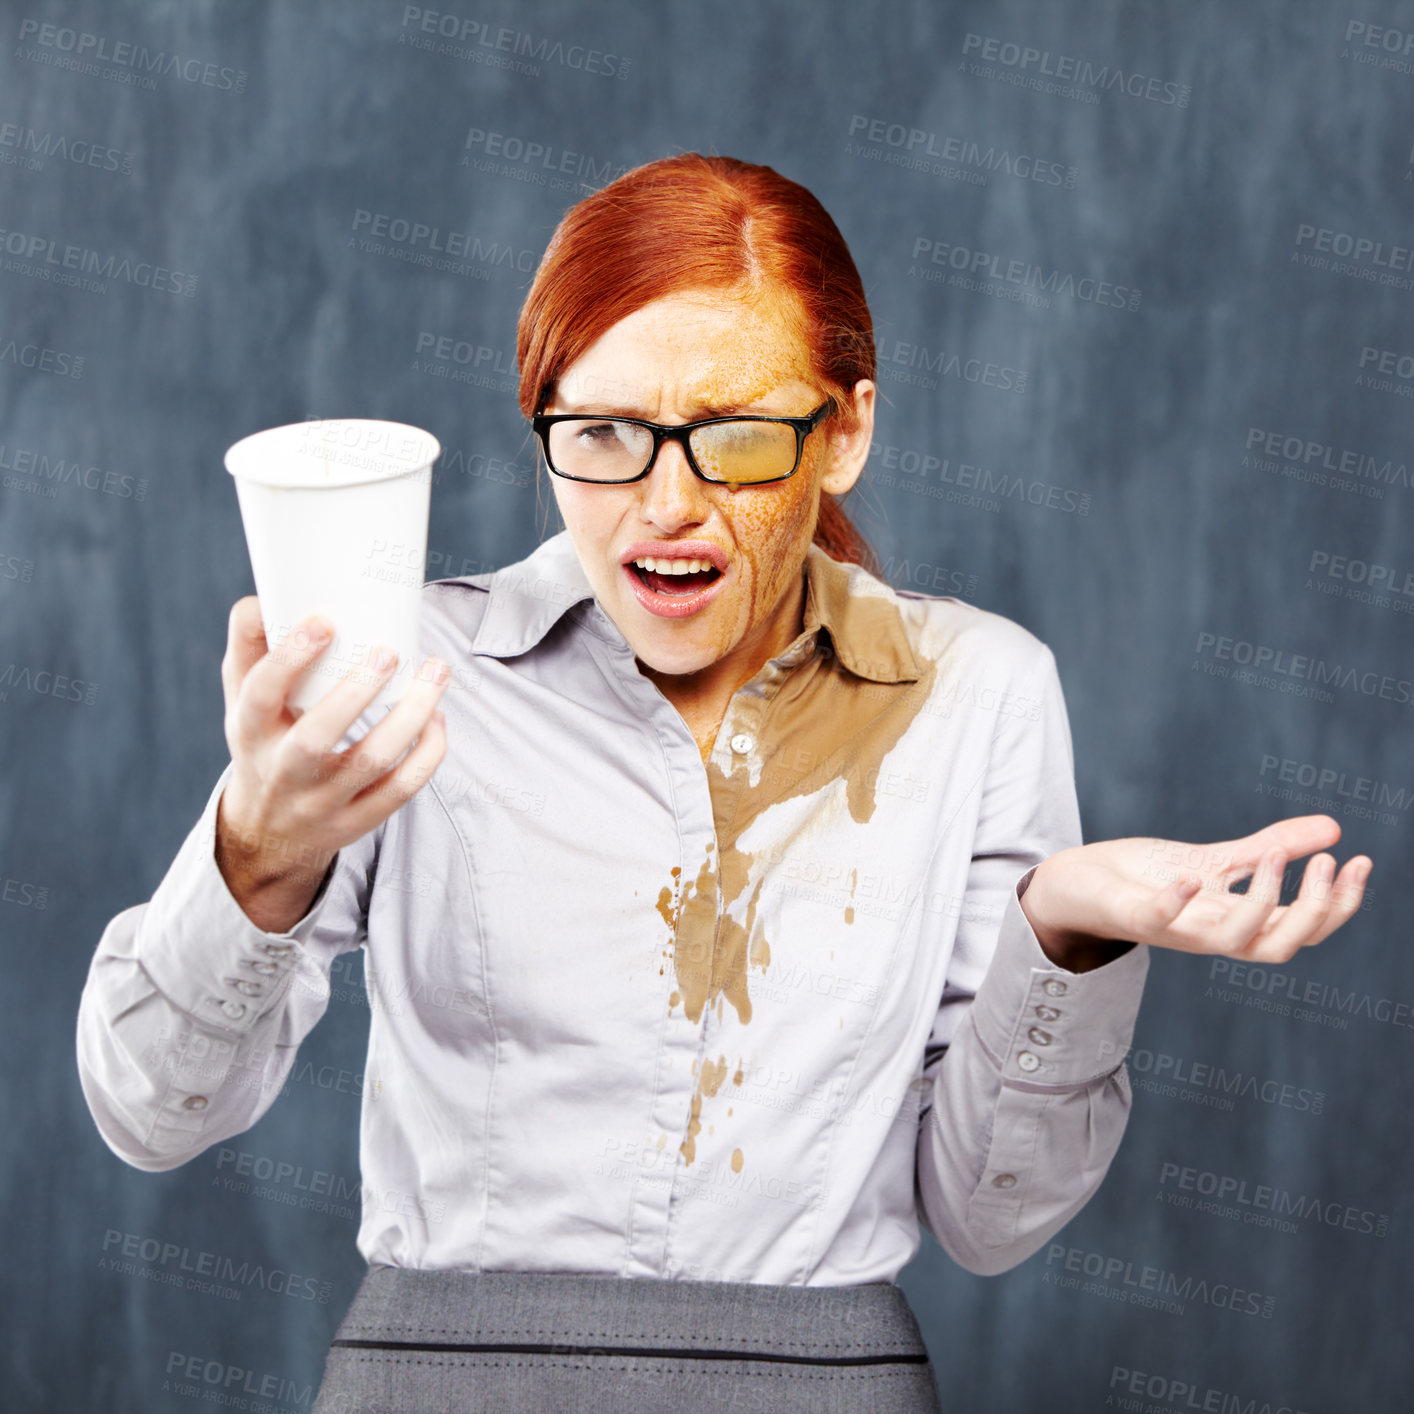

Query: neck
left=638, top=566, right=808, bottom=758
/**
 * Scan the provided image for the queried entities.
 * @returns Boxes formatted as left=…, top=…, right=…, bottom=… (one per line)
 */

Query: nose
left=638, top=434, right=713, bottom=532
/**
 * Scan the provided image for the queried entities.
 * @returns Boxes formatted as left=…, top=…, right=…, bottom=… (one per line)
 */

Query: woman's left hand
left=1018, top=814, right=1373, bottom=973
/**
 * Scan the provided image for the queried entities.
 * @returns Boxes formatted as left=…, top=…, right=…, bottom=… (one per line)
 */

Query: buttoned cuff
left=968, top=866, right=1149, bottom=1088
left=135, top=765, right=343, bottom=1040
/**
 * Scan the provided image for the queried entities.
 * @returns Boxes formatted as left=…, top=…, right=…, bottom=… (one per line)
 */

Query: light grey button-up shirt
left=76, top=529, right=1148, bottom=1285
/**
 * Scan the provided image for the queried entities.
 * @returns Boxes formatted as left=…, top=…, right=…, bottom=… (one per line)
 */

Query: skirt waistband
left=330, top=1266, right=930, bottom=1367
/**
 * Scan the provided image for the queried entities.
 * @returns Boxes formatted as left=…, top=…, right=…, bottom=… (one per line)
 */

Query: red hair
left=516, top=153, right=880, bottom=576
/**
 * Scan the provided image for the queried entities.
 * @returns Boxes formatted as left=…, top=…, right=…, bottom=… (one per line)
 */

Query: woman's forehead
left=559, top=290, right=817, bottom=412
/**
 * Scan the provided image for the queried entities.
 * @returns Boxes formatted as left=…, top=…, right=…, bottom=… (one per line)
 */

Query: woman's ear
left=819, top=380, right=876, bottom=497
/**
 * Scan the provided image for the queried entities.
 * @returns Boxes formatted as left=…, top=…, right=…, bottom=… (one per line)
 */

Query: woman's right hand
left=214, top=596, right=452, bottom=931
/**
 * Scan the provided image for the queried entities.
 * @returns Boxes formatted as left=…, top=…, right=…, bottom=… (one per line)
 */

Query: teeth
left=633, top=556, right=718, bottom=575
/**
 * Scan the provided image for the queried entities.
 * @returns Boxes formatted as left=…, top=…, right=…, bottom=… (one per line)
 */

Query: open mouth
left=629, top=557, right=724, bottom=597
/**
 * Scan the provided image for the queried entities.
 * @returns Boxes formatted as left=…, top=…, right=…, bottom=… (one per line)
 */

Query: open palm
left=1022, top=814, right=1372, bottom=966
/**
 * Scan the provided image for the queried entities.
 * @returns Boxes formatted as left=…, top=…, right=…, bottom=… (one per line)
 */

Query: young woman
left=77, top=154, right=1370, bottom=1414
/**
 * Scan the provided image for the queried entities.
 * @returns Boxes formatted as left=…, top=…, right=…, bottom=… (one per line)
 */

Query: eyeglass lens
left=547, top=418, right=799, bottom=483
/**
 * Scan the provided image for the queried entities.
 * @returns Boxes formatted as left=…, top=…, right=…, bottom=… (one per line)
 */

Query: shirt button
left=221, top=1001, right=247, bottom=1021
left=249, top=961, right=279, bottom=976
left=729, top=733, right=753, bottom=755
left=182, top=1095, right=209, bottom=1111
left=1028, top=1026, right=1053, bottom=1046
left=227, top=978, right=263, bottom=996
left=1035, top=1005, right=1060, bottom=1022
left=1017, top=1051, right=1041, bottom=1073
left=1043, top=979, right=1068, bottom=997
left=991, top=1173, right=1018, bottom=1189
left=262, top=942, right=294, bottom=958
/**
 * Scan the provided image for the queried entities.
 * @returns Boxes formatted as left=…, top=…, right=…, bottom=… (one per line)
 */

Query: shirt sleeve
left=914, top=639, right=1149, bottom=1276
left=75, top=758, right=380, bottom=1172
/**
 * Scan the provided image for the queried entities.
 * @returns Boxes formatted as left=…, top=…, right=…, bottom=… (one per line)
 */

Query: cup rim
left=224, top=417, right=441, bottom=489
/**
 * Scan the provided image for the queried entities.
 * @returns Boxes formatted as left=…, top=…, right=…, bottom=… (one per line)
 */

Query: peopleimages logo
left=462, top=127, right=629, bottom=191
left=1158, top=1161, right=1390, bottom=1238
left=1257, top=748, right=1409, bottom=828
left=0, top=121, right=134, bottom=175
left=163, top=1352, right=313, bottom=1409
left=1293, top=222, right=1414, bottom=292
left=1208, top=956, right=1414, bottom=1033
left=909, top=236, right=1140, bottom=311
left=0, top=225, right=197, bottom=296
left=1113, top=1042, right=1326, bottom=1115
left=1108, top=1365, right=1309, bottom=1414
left=14, top=18, right=247, bottom=92
left=1043, top=1243, right=1276, bottom=1318
left=1242, top=425, right=1407, bottom=500
left=349, top=208, right=537, bottom=278
left=1341, top=20, right=1414, bottom=74
left=873, top=338, right=1028, bottom=394
left=99, top=1229, right=332, bottom=1303
left=1357, top=344, right=1414, bottom=398
left=960, top=32, right=1190, bottom=106
left=867, top=440, right=1092, bottom=516
left=1193, top=628, right=1414, bottom=708
left=845, top=114, right=1076, bottom=189
left=0, top=335, right=83, bottom=378
left=398, top=7, right=630, bottom=80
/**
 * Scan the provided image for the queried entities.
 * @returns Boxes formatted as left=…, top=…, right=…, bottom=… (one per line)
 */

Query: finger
left=221, top=597, right=271, bottom=707
left=300, top=654, right=451, bottom=795
left=1127, top=871, right=1204, bottom=941
left=1235, top=852, right=1337, bottom=963
left=1301, top=855, right=1372, bottom=943
left=237, top=613, right=340, bottom=731
left=1241, top=853, right=1371, bottom=963
left=1208, top=846, right=1289, bottom=952
left=283, top=639, right=419, bottom=766
left=1210, top=815, right=1343, bottom=886
left=1326, top=855, right=1374, bottom=930
left=340, top=709, right=448, bottom=837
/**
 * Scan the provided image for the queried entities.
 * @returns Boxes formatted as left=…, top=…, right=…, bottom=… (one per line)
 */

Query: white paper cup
left=225, top=418, right=440, bottom=718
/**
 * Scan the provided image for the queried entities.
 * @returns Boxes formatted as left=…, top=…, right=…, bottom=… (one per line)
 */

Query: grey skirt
left=310, top=1266, right=942, bottom=1414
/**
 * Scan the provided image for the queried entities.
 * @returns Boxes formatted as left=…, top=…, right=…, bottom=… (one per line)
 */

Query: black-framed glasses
left=530, top=400, right=835, bottom=485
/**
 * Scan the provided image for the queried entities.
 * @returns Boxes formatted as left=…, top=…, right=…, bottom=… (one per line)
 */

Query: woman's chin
left=630, top=638, right=728, bottom=681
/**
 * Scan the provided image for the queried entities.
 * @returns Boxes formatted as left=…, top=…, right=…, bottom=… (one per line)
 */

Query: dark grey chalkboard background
left=3, top=1, right=1411, bottom=1409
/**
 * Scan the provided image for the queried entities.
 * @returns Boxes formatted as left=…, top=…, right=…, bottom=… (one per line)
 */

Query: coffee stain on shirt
left=656, top=866, right=683, bottom=931
left=669, top=548, right=934, bottom=1031
left=680, top=1052, right=731, bottom=1165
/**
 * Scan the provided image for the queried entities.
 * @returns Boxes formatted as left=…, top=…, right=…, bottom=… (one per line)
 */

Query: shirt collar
left=453, top=529, right=920, bottom=683
left=461, top=529, right=598, bottom=658
left=801, top=541, right=922, bottom=684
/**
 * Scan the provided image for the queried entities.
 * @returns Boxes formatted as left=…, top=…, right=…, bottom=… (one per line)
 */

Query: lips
left=621, top=549, right=731, bottom=620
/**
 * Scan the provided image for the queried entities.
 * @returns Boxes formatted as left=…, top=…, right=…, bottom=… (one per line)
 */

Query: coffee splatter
left=680, top=1053, right=731, bottom=1165
left=667, top=553, right=934, bottom=1029
left=656, top=866, right=683, bottom=931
